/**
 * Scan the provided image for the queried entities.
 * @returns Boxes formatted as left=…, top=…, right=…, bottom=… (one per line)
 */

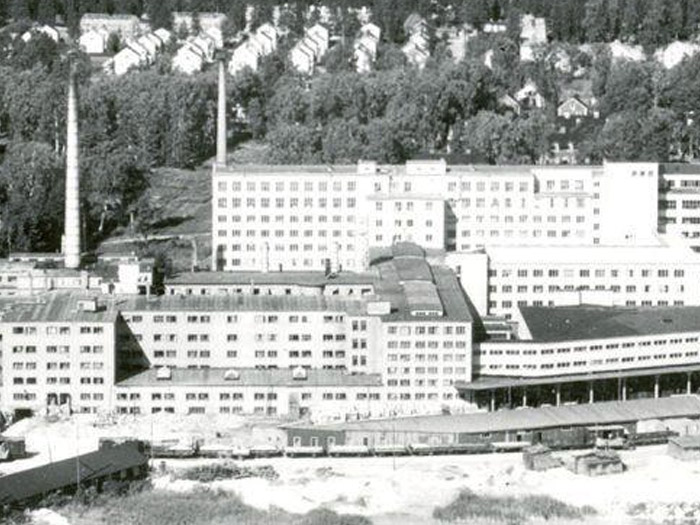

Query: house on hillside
left=229, top=23, right=279, bottom=76
left=289, top=24, right=330, bottom=75
left=514, top=80, right=545, bottom=109
left=402, top=13, right=430, bottom=68
left=173, top=35, right=215, bottom=74
left=79, top=29, right=109, bottom=54
left=154, top=28, right=172, bottom=46
left=80, top=13, right=143, bottom=40
left=307, top=24, right=330, bottom=57
left=172, top=12, right=227, bottom=48
left=21, top=25, right=61, bottom=43
left=557, top=96, right=595, bottom=118
left=498, top=93, right=521, bottom=115
left=290, top=38, right=317, bottom=74
left=549, top=96, right=602, bottom=164
left=361, top=22, right=381, bottom=41
left=404, top=13, right=428, bottom=37
left=403, top=37, right=430, bottom=69
left=109, top=45, right=145, bottom=75
left=520, top=14, right=546, bottom=62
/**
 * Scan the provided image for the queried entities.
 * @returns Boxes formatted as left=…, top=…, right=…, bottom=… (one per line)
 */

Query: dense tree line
left=0, top=33, right=218, bottom=253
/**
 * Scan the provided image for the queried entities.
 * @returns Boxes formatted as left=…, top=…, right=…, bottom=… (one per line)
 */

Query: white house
left=360, top=22, right=381, bottom=41
left=173, top=42, right=207, bottom=74
left=228, top=23, right=278, bottom=76
left=229, top=38, right=262, bottom=75
left=354, top=34, right=379, bottom=73
left=111, top=45, right=144, bottom=75
left=79, top=29, right=108, bottom=54
left=514, top=80, right=546, bottom=109
left=307, top=24, right=330, bottom=56
left=154, top=28, right=172, bottom=46
left=172, top=32, right=216, bottom=75
left=290, top=38, right=317, bottom=74
left=520, top=14, right=547, bottom=62
left=21, top=25, right=60, bottom=43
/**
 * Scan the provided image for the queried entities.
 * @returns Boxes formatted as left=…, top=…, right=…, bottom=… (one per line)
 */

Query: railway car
left=371, top=444, right=409, bottom=457
left=328, top=445, right=370, bottom=457
left=284, top=445, right=324, bottom=458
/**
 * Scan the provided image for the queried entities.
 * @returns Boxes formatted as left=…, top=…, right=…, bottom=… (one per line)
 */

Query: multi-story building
left=212, top=160, right=664, bottom=274
left=1, top=296, right=119, bottom=417
left=459, top=304, right=700, bottom=411
left=448, top=242, right=700, bottom=319
left=1, top=245, right=473, bottom=419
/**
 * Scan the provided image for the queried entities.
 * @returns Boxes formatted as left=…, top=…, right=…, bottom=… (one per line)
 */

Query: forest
left=1, top=0, right=700, bottom=255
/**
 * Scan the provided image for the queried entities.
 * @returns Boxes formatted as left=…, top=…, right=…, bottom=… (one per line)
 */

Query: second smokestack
left=216, top=57, right=227, bottom=165
left=64, top=59, right=80, bottom=270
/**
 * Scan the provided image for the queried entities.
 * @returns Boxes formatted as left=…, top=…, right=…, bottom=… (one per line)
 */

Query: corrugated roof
left=403, top=281, right=443, bottom=315
left=0, top=443, right=147, bottom=506
left=299, top=396, right=700, bottom=435
left=117, top=367, right=383, bottom=388
left=166, top=270, right=376, bottom=287
left=520, top=305, right=700, bottom=343
left=121, top=294, right=367, bottom=315
left=1, top=293, right=121, bottom=323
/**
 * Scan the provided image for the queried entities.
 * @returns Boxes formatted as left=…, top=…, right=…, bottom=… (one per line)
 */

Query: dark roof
left=292, top=395, right=700, bottom=436
left=519, top=305, right=700, bottom=343
left=661, top=163, right=700, bottom=175
left=121, top=294, right=367, bottom=315
left=165, top=271, right=376, bottom=287
left=0, top=443, right=147, bottom=506
left=1, top=293, right=121, bottom=323
left=117, top=367, right=383, bottom=388
left=391, top=242, right=425, bottom=259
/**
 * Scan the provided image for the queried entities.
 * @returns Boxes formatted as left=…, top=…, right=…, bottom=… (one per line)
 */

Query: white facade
left=449, top=244, right=700, bottom=319
left=228, top=24, right=278, bottom=75
left=290, top=24, right=330, bottom=75
left=79, top=29, right=108, bottom=54
left=213, top=161, right=676, bottom=273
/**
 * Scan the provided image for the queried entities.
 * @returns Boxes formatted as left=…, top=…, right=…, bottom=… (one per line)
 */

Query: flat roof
left=1, top=293, right=120, bottom=323
left=292, top=395, right=700, bottom=435
left=117, top=367, right=383, bottom=388
left=484, top=243, right=698, bottom=263
left=457, top=363, right=700, bottom=391
left=214, top=164, right=600, bottom=178
left=121, top=294, right=367, bottom=316
left=520, top=305, right=700, bottom=342
left=165, top=270, right=376, bottom=287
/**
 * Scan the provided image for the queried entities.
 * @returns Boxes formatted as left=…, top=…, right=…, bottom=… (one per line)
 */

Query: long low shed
left=0, top=442, right=148, bottom=512
left=285, top=395, right=700, bottom=448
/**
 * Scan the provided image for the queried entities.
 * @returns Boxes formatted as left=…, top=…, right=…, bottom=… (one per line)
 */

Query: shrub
left=433, top=489, right=596, bottom=524
left=175, top=462, right=278, bottom=482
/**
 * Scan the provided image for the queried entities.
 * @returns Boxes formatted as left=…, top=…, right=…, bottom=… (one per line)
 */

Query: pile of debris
left=176, top=462, right=278, bottom=482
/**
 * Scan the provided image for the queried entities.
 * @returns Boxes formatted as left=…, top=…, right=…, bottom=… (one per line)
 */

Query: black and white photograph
left=0, top=1, right=700, bottom=524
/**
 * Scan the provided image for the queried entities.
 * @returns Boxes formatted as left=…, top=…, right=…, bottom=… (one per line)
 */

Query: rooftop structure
left=518, top=305, right=700, bottom=343
left=118, top=367, right=383, bottom=388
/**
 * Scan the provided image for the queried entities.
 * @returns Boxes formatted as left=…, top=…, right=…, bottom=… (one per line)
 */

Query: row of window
left=386, top=325, right=467, bottom=336
left=11, top=325, right=104, bottom=335
left=491, top=268, right=686, bottom=279
left=217, top=180, right=358, bottom=193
